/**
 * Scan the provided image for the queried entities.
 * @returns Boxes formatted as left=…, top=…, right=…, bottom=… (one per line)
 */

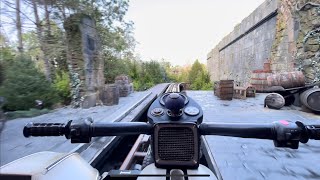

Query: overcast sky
left=126, top=0, right=265, bottom=66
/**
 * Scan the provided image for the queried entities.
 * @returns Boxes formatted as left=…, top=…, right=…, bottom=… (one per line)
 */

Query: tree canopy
left=0, top=1, right=212, bottom=112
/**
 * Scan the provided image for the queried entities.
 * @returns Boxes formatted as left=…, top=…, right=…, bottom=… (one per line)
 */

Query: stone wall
left=271, top=0, right=320, bottom=83
left=207, top=0, right=278, bottom=85
left=64, top=14, right=105, bottom=108
left=292, top=1, right=320, bottom=83
left=207, top=0, right=320, bottom=85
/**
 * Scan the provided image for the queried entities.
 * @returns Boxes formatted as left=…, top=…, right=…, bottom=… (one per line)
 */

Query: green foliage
left=188, top=60, right=203, bottom=84
left=132, top=60, right=167, bottom=91
left=53, top=71, right=71, bottom=104
left=189, top=60, right=213, bottom=90
left=0, top=37, right=15, bottom=85
left=143, top=60, right=165, bottom=84
left=0, top=56, right=59, bottom=111
left=104, top=55, right=131, bottom=83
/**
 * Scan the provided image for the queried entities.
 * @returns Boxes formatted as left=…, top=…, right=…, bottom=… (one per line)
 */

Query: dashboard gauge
left=184, top=106, right=199, bottom=116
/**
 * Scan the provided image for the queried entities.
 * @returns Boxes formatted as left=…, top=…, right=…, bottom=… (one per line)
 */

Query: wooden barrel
left=101, top=84, right=119, bottom=106
left=250, top=72, right=272, bottom=92
left=300, top=88, right=320, bottom=112
left=216, top=80, right=234, bottom=100
left=264, top=93, right=285, bottom=109
left=267, top=71, right=305, bottom=89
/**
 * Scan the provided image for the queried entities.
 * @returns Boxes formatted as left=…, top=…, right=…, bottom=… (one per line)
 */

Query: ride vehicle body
left=1, top=92, right=319, bottom=180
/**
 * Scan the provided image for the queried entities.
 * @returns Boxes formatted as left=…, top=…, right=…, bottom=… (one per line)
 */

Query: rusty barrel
left=300, top=88, right=320, bottom=112
left=267, top=71, right=305, bottom=89
left=250, top=72, right=272, bottom=92
left=216, top=80, right=233, bottom=100
left=101, top=84, right=119, bottom=106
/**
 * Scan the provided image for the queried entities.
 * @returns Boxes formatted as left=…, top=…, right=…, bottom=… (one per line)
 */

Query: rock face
left=64, top=14, right=105, bottom=108
left=100, top=84, right=119, bottom=106
left=207, top=0, right=320, bottom=85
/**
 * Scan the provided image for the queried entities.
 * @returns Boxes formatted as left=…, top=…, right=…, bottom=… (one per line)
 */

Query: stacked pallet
left=233, top=85, right=256, bottom=99
left=250, top=70, right=272, bottom=92
left=233, top=87, right=247, bottom=99
left=250, top=62, right=272, bottom=92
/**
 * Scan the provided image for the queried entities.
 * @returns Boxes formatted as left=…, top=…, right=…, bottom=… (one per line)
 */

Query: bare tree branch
left=3, top=0, right=37, bottom=25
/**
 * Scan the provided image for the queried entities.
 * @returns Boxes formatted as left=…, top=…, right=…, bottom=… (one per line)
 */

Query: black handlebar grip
left=307, top=125, right=320, bottom=140
left=23, top=122, right=68, bottom=137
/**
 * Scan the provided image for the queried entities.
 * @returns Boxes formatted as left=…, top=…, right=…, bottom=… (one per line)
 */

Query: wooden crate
left=246, top=86, right=256, bottom=97
left=215, top=80, right=234, bottom=100
left=233, top=87, right=246, bottom=99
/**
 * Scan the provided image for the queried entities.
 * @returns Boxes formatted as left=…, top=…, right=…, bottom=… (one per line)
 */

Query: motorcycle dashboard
left=147, top=93, right=203, bottom=125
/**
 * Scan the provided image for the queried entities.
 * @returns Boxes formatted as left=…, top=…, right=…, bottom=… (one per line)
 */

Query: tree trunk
left=16, top=0, right=23, bottom=53
left=44, top=0, right=51, bottom=36
left=32, top=0, right=51, bottom=82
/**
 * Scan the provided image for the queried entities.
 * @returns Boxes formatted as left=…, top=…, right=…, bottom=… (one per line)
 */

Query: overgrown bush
left=0, top=56, right=59, bottom=111
left=53, top=71, right=71, bottom=104
left=189, top=60, right=213, bottom=90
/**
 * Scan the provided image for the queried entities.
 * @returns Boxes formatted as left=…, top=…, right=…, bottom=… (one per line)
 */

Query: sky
left=126, top=0, right=265, bottom=66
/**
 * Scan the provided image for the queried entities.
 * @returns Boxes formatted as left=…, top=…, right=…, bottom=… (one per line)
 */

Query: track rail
left=118, top=83, right=186, bottom=170
left=165, top=83, right=186, bottom=93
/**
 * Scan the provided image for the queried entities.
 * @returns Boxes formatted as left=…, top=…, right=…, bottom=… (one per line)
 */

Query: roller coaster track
left=165, top=83, right=186, bottom=93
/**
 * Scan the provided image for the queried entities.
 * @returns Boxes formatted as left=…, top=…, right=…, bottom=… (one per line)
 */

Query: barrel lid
left=264, top=93, right=285, bottom=109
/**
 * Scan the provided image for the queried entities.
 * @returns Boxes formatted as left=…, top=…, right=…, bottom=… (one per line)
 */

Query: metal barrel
left=101, top=84, right=120, bottom=106
left=267, top=71, right=305, bottom=89
left=300, top=88, right=320, bottom=112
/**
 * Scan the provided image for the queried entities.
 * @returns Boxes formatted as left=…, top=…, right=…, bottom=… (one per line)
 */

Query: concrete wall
left=207, top=0, right=278, bottom=85
left=207, top=0, right=320, bottom=85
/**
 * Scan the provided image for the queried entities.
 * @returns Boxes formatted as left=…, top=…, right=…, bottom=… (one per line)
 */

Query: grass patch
left=4, top=108, right=51, bottom=120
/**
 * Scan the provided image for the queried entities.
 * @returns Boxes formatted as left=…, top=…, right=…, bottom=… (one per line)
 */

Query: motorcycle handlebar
left=23, top=118, right=320, bottom=148
left=199, top=121, right=320, bottom=149
left=92, top=122, right=153, bottom=136
left=23, top=118, right=153, bottom=143
left=199, top=123, right=275, bottom=139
